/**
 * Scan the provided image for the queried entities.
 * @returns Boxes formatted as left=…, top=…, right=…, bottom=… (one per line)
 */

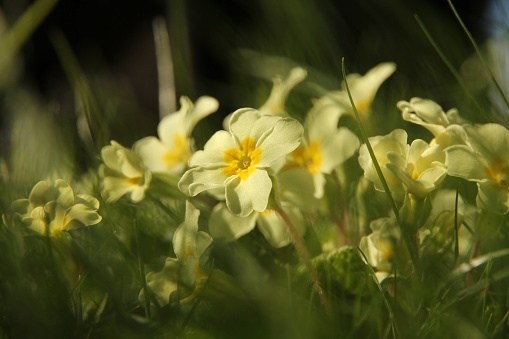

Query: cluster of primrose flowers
left=5, top=61, right=509, bottom=311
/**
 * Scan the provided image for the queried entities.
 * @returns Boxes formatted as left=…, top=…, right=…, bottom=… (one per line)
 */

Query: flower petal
left=446, top=145, right=488, bottom=182
left=256, top=118, right=303, bottom=167
left=209, top=202, right=258, bottom=241
left=178, top=167, right=226, bottom=196
left=188, top=130, right=235, bottom=167
left=225, top=169, right=272, bottom=216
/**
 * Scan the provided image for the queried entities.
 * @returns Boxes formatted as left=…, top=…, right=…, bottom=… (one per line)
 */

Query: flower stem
left=276, top=208, right=331, bottom=315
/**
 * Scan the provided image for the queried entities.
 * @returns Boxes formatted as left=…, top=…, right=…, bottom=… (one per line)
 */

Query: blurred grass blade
left=0, top=0, right=59, bottom=76
left=414, top=15, right=488, bottom=118
left=50, top=29, right=106, bottom=152
left=454, top=184, right=459, bottom=264
left=340, top=58, right=399, bottom=220
left=448, top=0, right=509, bottom=111
left=153, top=16, right=176, bottom=119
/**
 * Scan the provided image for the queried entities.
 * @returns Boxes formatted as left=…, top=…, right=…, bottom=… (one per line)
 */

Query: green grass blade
left=0, top=0, right=59, bottom=75
left=448, top=0, right=509, bottom=111
left=340, top=58, right=399, bottom=220
left=414, top=15, right=489, bottom=118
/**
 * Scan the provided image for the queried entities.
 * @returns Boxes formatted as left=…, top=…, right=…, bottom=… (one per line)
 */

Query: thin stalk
left=341, top=58, right=420, bottom=274
left=454, top=184, right=460, bottom=264
left=448, top=0, right=509, bottom=111
left=414, top=15, right=488, bottom=117
left=276, top=207, right=331, bottom=315
left=133, top=212, right=151, bottom=319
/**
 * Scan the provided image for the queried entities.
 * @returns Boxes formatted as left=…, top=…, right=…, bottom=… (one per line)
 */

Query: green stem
left=276, top=207, right=331, bottom=315
left=133, top=210, right=151, bottom=319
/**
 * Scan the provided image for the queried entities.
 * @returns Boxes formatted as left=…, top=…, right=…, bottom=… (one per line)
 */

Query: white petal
left=256, top=118, right=303, bottom=167
left=257, top=209, right=300, bottom=248
left=477, top=181, right=509, bottom=214
left=134, top=136, right=170, bottom=172
left=178, top=167, right=226, bottom=196
left=188, top=130, right=235, bottom=167
left=465, top=123, right=509, bottom=162
left=320, top=127, right=360, bottom=173
left=228, top=108, right=262, bottom=141
left=305, top=100, right=344, bottom=141
left=277, top=168, right=320, bottom=210
left=209, top=203, right=258, bottom=241
left=446, top=145, right=488, bottom=182
left=173, top=201, right=200, bottom=261
left=158, top=111, right=185, bottom=148
left=187, top=96, right=219, bottom=132
left=63, top=203, right=102, bottom=230
left=225, top=169, right=272, bottom=216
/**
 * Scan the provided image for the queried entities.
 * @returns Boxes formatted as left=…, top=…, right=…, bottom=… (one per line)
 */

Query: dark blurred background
left=0, top=0, right=503, bottom=149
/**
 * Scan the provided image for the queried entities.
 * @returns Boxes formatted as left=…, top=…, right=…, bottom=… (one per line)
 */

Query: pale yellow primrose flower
left=135, top=96, right=219, bottom=175
left=285, top=98, right=360, bottom=198
left=222, top=67, right=306, bottom=130
left=359, top=217, right=401, bottom=283
left=321, top=62, right=396, bottom=116
left=258, top=67, right=307, bottom=117
left=397, top=97, right=468, bottom=149
left=141, top=201, right=213, bottom=306
left=359, top=129, right=447, bottom=198
left=208, top=168, right=314, bottom=247
left=179, top=108, right=303, bottom=217
left=99, top=141, right=152, bottom=203
left=10, top=179, right=101, bottom=236
left=446, top=123, right=509, bottom=214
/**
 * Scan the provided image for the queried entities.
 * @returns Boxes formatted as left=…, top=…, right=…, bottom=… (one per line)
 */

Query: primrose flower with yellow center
left=359, top=217, right=410, bottom=282
left=141, top=201, right=213, bottom=306
left=397, top=97, right=468, bottom=149
left=99, top=141, right=152, bottom=203
left=446, top=123, right=509, bottom=214
left=359, top=129, right=447, bottom=198
left=135, top=96, right=219, bottom=175
left=179, top=108, right=303, bottom=217
left=208, top=168, right=315, bottom=247
left=9, top=179, right=102, bottom=236
left=321, top=62, right=396, bottom=117
left=285, top=98, right=360, bottom=198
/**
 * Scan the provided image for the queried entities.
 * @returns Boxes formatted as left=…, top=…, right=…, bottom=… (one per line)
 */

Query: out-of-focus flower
left=222, top=67, right=306, bottom=129
left=359, top=129, right=447, bottom=198
left=141, top=201, right=213, bottom=306
left=446, top=123, right=509, bottom=214
left=285, top=98, right=360, bottom=198
left=397, top=97, right=468, bottom=149
left=99, top=141, right=152, bottom=203
left=359, top=217, right=404, bottom=282
left=10, top=179, right=101, bottom=236
left=321, top=62, right=396, bottom=117
left=135, top=96, right=219, bottom=175
left=258, top=67, right=307, bottom=117
left=179, top=108, right=303, bottom=217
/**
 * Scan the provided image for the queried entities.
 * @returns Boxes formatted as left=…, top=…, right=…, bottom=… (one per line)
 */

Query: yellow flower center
left=222, top=138, right=262, bottom=180
left=126, top=176, right=142, bottom=185
left=162, top=134, right=192, bottom=170
left=485, top=157, right=509, bottom=189
left=285, top=141, right=322, bottom=174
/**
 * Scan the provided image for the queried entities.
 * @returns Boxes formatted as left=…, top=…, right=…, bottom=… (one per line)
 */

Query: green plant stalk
left=341, top=58, right=420, bottom=274
left=0, top=0, right=59, bottom=71
left=414, top=15, right=489, bottom=118
left=448, top=0, right=509, bottom=111
left=276, top=207, right=331, bottom=315
left=133, top=213, right=151, bottom=319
